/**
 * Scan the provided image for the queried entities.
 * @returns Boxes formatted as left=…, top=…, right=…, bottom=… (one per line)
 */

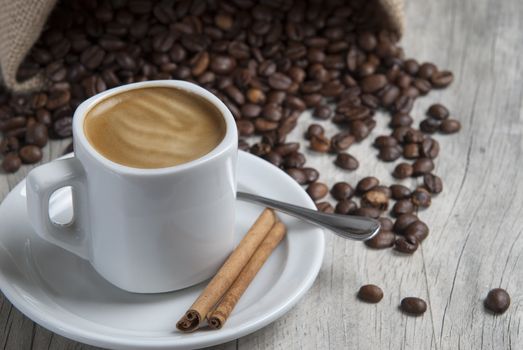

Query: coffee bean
left=246, top=88, right=266, bottom=104
left=365, top=230, right=395, bottom=249
left=378, top=145, right=402, bottom=162
left=0, top=136, right=19, bottom=155
left=191, top=51, right=210, bottom=76
left=45, top=62, right=67, bottom=82
left=313, top=105, right=332, bottom=120
left=53, top=117, right=72, bottom=138
left=262, top=152, right=283, bottom=167
left=310, top=134, right=331, bottom=153
left=404, top=59, right=419, bottom=75
left=404, top=220, right=429, bottom=242
left=268, top=73, right=293, bottom=91
left=19, top=145, right=42, bottom=164
left=484, top=288, right=510, bottom=314
left=286, top=168, right=307, bottom=185
left=411, top=188, right=431, bottom=208
left=404, top=129, right=424, bottom=144
left=403, top=143, right=420, bottom=159
left=25, top=123, right=48, bottom=147
left=419, top=118, right=441, bottom=134
left=431, top=70, right=454, bottom=88
left=390, top=113, right=413, bottom=127
left=374, top=135, right=398, bottom=148
left=392, top=126, right=412, bottom=143
left=394, top=213, right=419, bottom=234
left=316, top=201, right=334, bottom=213
left=400, top=297, right=427, bottom=315
left=439, top=119, right=461, bottom=134
left=334, top=153, right=359, bottom=170
left=414, top=78, right=431, bottom=95
left=357, top=284, right=383, bottom=303
left=274, top=142, right=300, bottom=156
left=394, top=95, right=414, bottom=114
left=302, top=167, right=319, bottom=184
left=80, top=45, right=105, bottom=70
left=395, top=235, right=419, bottom=254
left=335, top=199, right=357, bottom=215
left=306, top=123, right=325, bottom=139
left=237, top=120, right=254, bottom=136
left=427, top=104, right=449, bottom=120
left=284, top=152, right=305, bottom=168
left=356, top=177, right=379, bottom=194
left=0, top=116, right=26, bottom=132
left=393, top=163, right=413, bottom=179
left=412, top=158, right=434, bottom=176
left=210, top=55, right=236, bottom=75
left=361, top=190, right=389, bottom=210
left=350, top=120, right=370, bottom=141
left=357, top=32, right=377, bottom=52
left=331, top=182, right=354, bottom=200
left=390, top=184, right=411, bottom=200
left=307, top=182, right=329, bottom=200
left=46, top=89, right=70, bottom=110
left=353, top=207, right=381, bottom=219
left=392, top=199, right=414, bottom=217
left=361, top=74, right=387, bottom=93
left=379, top=217, right=394, bottom=231
left=254, top=118, right=278, bottom=132
left=424, top=174, right=443, bottom=194
left=331, top=132, right=355, bottom=153
left=2, top=153, right=21, bottom=172
left=420, top=138, right=440, bottom=158
left=418, top=62, right=437, bottom=80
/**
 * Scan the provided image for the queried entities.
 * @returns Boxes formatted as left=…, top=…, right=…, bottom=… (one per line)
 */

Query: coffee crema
left=84, top=87, right=226, bottom=169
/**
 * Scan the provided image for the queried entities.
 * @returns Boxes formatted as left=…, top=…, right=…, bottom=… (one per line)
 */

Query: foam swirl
left=84, top=87, right=226, bottom=168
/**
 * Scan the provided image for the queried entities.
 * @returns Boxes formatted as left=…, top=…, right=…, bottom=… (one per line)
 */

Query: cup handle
left=26, top=157, right=89, bottom=260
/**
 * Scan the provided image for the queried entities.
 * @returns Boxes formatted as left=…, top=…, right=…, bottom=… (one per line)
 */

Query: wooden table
left=1, top=0, right=522, bottom=348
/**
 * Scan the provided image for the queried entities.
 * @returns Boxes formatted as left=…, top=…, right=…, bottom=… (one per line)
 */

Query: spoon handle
left=237, top=192, right=380, bottom=241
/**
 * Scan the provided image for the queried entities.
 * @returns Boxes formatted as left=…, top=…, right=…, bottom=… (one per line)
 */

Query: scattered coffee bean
left=431, top=71, right=454, bottom=88
left=379, top=217, right=394, bottom=231
left=395, top=235, right=419, bottom=254
left=394, top=214, right=419, bottom=234
left=361, top=190, right=389, bottom=210
left=335, top=153, right=359, bottom=170
left=2, top=153, right=21, bottom=172
left=400, top=297, right=427, bottom=315
left=378, top=145, right=402, bottom=162
left=335, top=199, right=357, bottom=215
left=392, top=199, right=415, bottom=217
left=411, top=188, right=432, bottom=208
left=331, top=132, right=355, bottom=153
left=404, top=220, right=429, bottom=242
left=316, top=201, right=334, bottom=214
left=365, top=230, right=395, bottom=249
left=357, top=284, right=384, bottom=303
left=420, top=118, right=441, bottom=134
left=423, top=174, right=443, bottom=194
left=306, top=124, right=325, bottom=140
left=302, top=167, right=319, bottom=184
left=390, top=184, right=412, bottom=200
left=310, top=134, right=331, bottom=153
left=307, top=182, right=329, bottom=201
left=427, top=104, right=449, bottom=120
left=412, top=158, right=434, bottom=176
left=393, top=162, right=413, bottom=179
left=353, top=207, right=381, bottom=219
left=331, top=182, right=354, bottom=200
left=440, top=119, right=461, bottom=134
left=19, top=145, right=42, bottom=164
left=286, top=168, right=307, bottom=185
left=420, top=138, right=440, bottom=158
left=357, top=177, right=380, bottom=194
left=484, top=288, right=510, bottom=314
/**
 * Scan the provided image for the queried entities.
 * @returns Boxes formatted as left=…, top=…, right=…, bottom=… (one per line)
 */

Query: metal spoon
left=237, top=192, right=380, bottom=241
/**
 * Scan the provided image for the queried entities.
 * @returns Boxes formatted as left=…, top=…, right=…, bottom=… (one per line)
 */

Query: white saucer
left=0, top=151, right=324, bottom=350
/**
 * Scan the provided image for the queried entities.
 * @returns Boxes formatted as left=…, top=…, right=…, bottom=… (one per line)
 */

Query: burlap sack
left=0, top=0, right=404, bottom=93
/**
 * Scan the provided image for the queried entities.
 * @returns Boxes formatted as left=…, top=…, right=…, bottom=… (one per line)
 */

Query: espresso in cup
left=84, top=86, right=226, bottom=169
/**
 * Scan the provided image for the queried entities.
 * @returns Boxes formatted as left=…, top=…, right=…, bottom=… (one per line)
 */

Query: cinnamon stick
left=176, top=208, right=276, bottom=332
left=207, top=221, right=287, bottom=329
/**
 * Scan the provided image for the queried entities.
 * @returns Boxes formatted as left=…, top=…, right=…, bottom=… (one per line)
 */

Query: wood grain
left=1, top=0, right=522, bottom=348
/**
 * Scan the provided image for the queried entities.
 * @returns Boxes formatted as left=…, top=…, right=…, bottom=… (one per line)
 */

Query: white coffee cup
left=26, top=80, right=238, bottom=293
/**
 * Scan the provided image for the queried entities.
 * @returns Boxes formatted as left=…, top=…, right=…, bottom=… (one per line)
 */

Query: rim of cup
left=72, top=80, right=238, bottom=176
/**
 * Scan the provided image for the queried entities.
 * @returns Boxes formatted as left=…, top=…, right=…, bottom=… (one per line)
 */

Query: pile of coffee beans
left=0, top=0, right=461, bottom=255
